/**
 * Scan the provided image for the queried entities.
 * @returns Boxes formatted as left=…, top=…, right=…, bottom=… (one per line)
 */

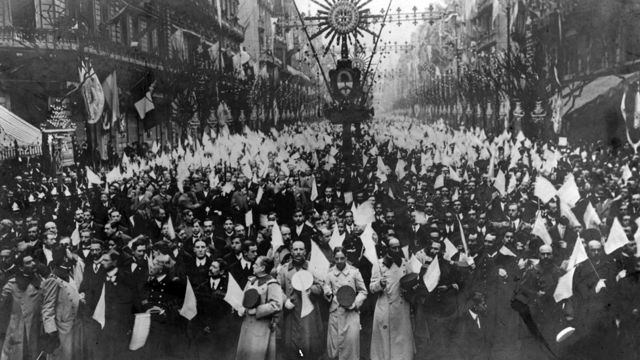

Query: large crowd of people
left=1, top=114, right=639, bottom=360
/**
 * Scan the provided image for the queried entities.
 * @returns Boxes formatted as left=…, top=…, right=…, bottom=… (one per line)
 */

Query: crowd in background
left=1, top=114, right=640, bottom=360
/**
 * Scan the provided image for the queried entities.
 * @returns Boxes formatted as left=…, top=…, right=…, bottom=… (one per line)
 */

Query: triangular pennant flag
left=583, top=202, right=602, bottom=230
left=553, top=267, right=576, bottom=303
left=309, top=240, right=331, bottom=280
left=224, top=273, right=245, bottom=313
left=423, top=257, right=441, bottom=292
left=498, top=245, right=517, bottom=257
left=329, top=225, right=345, bottom=250
left=179, top=277, right=198, bottom=320
left=557, top=175, right=580, bottom=208
left=408, top=255, right=422, bottom=274
left=166, top=216, right=176, bottom=240
left=310, top=177, right=318, bottom=201
left=71, top=228, right=80, bottom=246
left=621, top=165, right=633, bottom=183
left=360, top=224, right=379, bottom=265
left=271, top=222, right=284, bottom=250
left=531, top=213, right=553, bottom=246
left=434, top=174, right=445, bottom=189
left=566, top=237, right=588, bottom=269
left=86, top=167, right=103, bottom=185
left=443, top=238, right=458, bottom=261
left=534, top=176, right=557, bottom=203
left=256, top=186, right=264, bottom=205
left=560, top=201, right=581, bottom=228
left=92, top=284, right=106, bottom=329
left=494, top=170, right=506, bottom=196
left=605, top=217, right=630, bottom=255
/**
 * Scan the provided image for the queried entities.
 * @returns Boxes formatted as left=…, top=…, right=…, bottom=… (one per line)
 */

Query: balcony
left=0, top=27, right=167, bottom=70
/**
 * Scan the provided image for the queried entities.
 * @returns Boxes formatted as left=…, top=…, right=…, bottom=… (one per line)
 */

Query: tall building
left=0, top=0, right=245, bottom=161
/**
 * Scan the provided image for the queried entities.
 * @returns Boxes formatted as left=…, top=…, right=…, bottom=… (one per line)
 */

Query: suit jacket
left=229, top=259, right=253, bottom=289
left=185, top=256, right=212, bottom=288
left=291, top=224, right=316, bottom=252
left=192, top=274, right=232, bottom=327
left=406, top=224, right=430, bottom=254
left=451, top=311, right=489, bottom=360
left=89, top=270, right=140, bottom=330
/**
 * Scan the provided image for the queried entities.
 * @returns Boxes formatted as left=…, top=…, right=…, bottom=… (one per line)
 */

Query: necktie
left=94, top=264, right=99, bottom=273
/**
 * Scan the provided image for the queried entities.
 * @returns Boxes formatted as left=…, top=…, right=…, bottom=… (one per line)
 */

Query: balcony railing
left=0, top=27, right=167, bottom=70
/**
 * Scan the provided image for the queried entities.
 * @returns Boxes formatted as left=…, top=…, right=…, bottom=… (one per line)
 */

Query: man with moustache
left=0, top=253, right=43, bottom=360
left=192, top=258, right=238, bottom=360
left=514, top=245, right=566, bottom=359
left=370, top=237, right=414, bottom=360
left=89, top=250, right=140, bottom=360
left=41, top=247, right=81, bottom=360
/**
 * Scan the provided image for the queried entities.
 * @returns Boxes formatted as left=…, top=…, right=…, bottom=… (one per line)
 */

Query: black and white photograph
left=0, top=0, right=638, bottom=359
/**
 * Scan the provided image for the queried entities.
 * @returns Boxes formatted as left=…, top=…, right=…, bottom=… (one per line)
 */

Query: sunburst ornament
left=328, top=1, right=360, bottom=34
left=307, top=0, right=378, bottom=56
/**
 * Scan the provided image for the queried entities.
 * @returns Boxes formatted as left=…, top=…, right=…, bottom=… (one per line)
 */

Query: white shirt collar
left=469, top=309, right=479, bottom=321
left=156, top=274, right=167, bottom=282
left=196, top=257, right=207, bottom=266
left=210, top=277, right=220, bottom=288
left=107, top=268, right=118, bottom=277
left=43, top=246, right=53, bottom=263
left=241, top=258, right=252, bottom=269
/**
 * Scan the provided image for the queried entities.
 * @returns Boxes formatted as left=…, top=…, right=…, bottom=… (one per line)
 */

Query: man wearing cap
left=370, top=237, right=414, bottom=360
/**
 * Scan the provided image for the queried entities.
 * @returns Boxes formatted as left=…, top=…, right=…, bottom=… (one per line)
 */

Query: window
left=34, top=0, right=67, bottom=29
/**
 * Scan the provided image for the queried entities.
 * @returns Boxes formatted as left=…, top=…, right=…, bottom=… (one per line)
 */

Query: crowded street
left=1, top=0, right=639, bottom=360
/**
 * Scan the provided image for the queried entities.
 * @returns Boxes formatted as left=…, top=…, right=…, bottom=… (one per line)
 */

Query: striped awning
left=0, top=105, right=42, bottom=147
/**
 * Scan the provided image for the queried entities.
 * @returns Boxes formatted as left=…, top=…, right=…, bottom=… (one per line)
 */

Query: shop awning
left=562, top=72, right=639, bottom=118
left=0, top=105, right=42, bottom=147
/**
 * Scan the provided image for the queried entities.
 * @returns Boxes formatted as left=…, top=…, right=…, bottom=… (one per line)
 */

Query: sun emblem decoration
left=329, top=1, right=360, bottom=34
left=308, top=0, right=378, bottom=55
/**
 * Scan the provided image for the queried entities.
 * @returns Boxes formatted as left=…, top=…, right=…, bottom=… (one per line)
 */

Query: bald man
left=514, top=245, right=566, bottom=358
left=569, top=240, right=617, bottom=359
